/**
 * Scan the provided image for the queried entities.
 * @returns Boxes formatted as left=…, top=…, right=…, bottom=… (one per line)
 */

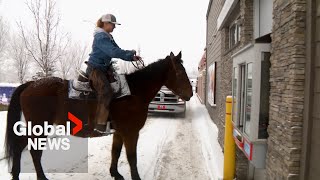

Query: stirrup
left=106, top=121, right=116, bottom=133
left=92, top=129, right=114, bottom=136
left=92, top=122, right=115, bottom=136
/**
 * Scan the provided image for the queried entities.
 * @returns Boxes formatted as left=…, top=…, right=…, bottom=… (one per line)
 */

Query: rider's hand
left=132, top=55, right=142, bottom=61
left=131, top=50, right=137, bottom=55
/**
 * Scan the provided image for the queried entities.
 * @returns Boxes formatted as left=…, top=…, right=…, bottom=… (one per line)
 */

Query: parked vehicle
left=148, top=86, right=186, bottom=117
left=189, top=78, right=197, bottom=91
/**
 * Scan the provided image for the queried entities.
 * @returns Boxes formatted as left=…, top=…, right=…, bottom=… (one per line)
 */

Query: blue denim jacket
left=87, top=28, right=134, bottom=72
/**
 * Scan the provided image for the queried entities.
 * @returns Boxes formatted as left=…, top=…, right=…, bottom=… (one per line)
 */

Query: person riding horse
left=86, top=14, right=142, bottom=135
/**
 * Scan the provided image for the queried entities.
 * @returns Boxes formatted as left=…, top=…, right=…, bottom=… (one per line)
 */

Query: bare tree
left=18, top=0, right=69, bottom=78
left=0, top=16, right=9, bottom=62
left=72, top=43, right=88, bottom=77
left=57, top=42, right=88, bottom=79
left=8, top=35, right=30, bottom=83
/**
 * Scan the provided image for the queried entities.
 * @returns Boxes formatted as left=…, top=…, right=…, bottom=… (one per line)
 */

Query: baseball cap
left=101, top=14, right=121, bottom=25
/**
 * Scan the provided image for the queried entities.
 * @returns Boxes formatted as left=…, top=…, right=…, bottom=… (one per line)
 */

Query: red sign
left=243, top=138, right=253, bottom=160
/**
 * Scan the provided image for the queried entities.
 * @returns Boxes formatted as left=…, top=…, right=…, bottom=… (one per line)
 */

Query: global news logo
left=12, top=112, right=82, bottom=151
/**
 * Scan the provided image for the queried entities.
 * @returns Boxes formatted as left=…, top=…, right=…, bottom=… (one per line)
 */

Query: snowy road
left=0, top=96, right=224, bottom=180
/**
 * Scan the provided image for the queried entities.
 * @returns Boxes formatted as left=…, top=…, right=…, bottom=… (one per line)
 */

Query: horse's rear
left=5, top=77, right=69, bottom=180
left=20, top=77, right=68, bottom=126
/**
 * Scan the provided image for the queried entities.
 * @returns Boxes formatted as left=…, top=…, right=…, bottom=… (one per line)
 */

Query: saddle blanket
left=68, top=74, right=131, bottom=100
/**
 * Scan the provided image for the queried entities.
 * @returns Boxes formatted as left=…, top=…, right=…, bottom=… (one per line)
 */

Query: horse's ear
left=170, top=52, right=174, bottom=59
left=169, top=52, right=177, bottom=70
left=176, top=51, right=182, bottom=60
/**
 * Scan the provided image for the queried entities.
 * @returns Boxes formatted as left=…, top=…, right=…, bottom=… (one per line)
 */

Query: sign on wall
left=207, top=62, right=216, bottom=106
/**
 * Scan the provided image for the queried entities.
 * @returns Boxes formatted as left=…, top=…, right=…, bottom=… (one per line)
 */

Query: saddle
left=68, top=62, right=131, bottom=100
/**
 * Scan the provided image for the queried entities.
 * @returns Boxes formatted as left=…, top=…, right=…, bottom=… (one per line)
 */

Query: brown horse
left=5, top=52, right=193, bottom=180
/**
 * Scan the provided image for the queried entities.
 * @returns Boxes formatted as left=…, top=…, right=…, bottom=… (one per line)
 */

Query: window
left=229, top=18, right=241, bottom=48
left=207, top=62, right=216, bottom=106
left=258, top=52, right=271, bottom=139
left=232, top=63, right=252, bottom=136
left=239, top=64, right=246, bottom=130
left=244, top=63, right=253, bottom=135
left=232, top=44, right=271, bottom=141
left=232, top=67, right=238, bottom=123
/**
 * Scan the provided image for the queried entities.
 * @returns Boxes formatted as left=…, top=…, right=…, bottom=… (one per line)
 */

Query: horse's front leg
left=110, top=132, right=124, bottom=180
left=123, top=133, right=141, bottom=180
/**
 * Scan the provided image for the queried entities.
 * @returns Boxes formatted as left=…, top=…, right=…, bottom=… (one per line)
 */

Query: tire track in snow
left=150, top=100, right=211, bottom=180
left=140, top=115, right=178, bottom=180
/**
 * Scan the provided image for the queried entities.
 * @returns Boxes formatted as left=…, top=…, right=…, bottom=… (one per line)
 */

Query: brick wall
left=308, top=1, right=320, bottom=178
left=240, top=0, right=254, bottom=45
left=197, top=51, right=206, bottom=103
left=206, top=0, right=254, bottom=179
left=206, top=0, right=224, bottom=145
left=266, top=0, right=307, bottom=179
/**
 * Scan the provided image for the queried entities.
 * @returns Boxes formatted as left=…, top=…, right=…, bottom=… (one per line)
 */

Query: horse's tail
left=5, top=81, right=32, bottom=164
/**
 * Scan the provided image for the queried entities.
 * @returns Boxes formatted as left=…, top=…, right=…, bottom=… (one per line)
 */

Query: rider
left=86, top=14, right=141, bottom=135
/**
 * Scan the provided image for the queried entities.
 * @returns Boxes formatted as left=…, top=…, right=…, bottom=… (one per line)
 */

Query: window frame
left=229, top=17, right=241, bottom=49
left=232, top=63, right=252, bottom=136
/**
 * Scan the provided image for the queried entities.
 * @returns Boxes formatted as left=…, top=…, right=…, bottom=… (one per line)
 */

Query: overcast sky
left=0, top=0, right=209, bottom=75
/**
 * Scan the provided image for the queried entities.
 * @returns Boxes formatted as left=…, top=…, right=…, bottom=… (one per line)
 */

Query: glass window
left=229, top=24, right=237, bottom=47
left=244, top=63, right=253, bottom=135
left=239, top=64, right=246, bottom=130
left=232, top=67, right=238, bottom=123
left=233, top=63, right=253, bottom=135
left=207, top=62, right=216, bottom=106
left=229, top=18, right=241, bottom=48
left=259, top=52, right=271, bottom=139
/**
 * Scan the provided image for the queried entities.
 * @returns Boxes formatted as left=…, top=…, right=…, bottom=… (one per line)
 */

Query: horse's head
left=164, top=51, right=193, bottom=101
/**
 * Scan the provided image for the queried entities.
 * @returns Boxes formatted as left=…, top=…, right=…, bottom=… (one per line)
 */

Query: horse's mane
left=126, top=56, right=170, bottom=83
left=125, top=55, right=184, bottom=89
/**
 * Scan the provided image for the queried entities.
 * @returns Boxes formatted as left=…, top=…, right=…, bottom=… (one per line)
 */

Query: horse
left=5, top=52, right=193, bottom=180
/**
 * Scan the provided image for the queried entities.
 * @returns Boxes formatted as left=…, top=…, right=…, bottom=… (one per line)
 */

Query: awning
left=217, top=0, right=239, bottom=30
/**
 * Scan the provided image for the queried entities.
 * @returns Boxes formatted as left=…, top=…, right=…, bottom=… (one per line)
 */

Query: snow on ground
left=0, top=95, right=224, bottom=180
left=0, top=111, right=7, bottom=160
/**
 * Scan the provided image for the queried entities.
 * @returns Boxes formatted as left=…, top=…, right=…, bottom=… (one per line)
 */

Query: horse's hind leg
left=30, top=149, right=48, bottom=180
left=110, top=132, right=124, bottom=180
left=11, top=139, right=27, bottom=180
left=123, top=133, right=141, bottom=180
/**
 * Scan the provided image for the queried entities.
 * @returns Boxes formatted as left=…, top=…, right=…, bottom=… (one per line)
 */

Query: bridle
left=164, top=60, right=185, bottom=97
left=131, top=59, right=145, bottom=70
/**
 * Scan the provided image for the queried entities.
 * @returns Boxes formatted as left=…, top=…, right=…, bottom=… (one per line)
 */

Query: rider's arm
left=95, top=34, right=134, bottom=61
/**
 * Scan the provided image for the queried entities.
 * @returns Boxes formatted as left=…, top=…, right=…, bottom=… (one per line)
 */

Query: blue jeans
left=86, top=65, right=113, bottom=126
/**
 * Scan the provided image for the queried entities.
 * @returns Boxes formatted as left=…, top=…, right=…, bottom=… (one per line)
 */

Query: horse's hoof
left=111, top=174, right=124, bottom=180
left=37, top=176, right=49, bottom=180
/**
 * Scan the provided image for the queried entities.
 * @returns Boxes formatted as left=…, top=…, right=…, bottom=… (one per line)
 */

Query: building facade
left=197, top=50, right=207, bottom=104
left=205, top=0, right=319, bottom=179
left=206, top=0, right=255, bottom=179
left=267, top=0, right=319, bottom=179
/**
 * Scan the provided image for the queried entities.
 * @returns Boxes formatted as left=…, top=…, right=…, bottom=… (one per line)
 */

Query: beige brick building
left=197, top=50, right=207, bottom=104
left=205, top=0, right=319, bottom=179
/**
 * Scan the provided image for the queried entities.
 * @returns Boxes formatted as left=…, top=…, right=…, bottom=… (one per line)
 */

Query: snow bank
left=191, top=97, right=224, bottom=180
left=0, top=111, right=7, bottom=160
